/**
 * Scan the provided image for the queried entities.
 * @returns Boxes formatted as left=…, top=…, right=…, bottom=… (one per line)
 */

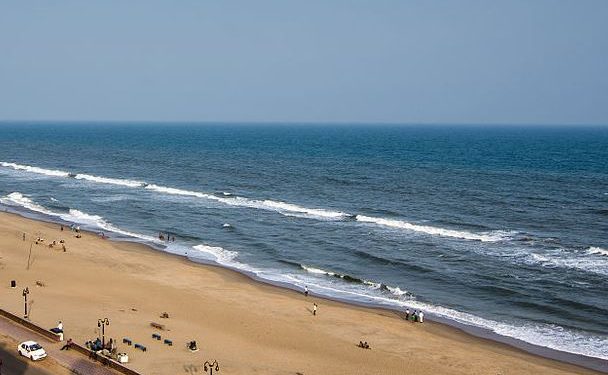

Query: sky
left=0, top=1, right=607, bottom=125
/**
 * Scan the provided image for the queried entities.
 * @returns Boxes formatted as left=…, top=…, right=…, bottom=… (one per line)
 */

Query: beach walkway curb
left=0, top=311, right=127, bottom=375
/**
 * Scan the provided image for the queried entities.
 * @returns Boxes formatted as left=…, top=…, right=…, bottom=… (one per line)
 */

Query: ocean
left=0, top=122, right=606, bottom=363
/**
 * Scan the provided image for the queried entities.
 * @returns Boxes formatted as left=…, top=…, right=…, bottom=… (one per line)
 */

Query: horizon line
left=0, top=119, right=607, bottom=127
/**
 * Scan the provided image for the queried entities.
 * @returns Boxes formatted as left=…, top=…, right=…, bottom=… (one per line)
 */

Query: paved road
left=0, top=315, right=119, bottom=375
left=0, top=343, right=53, bottom=375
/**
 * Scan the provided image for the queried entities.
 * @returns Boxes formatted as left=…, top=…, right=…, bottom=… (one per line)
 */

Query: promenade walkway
left=0, top=314, right=119, bottom=375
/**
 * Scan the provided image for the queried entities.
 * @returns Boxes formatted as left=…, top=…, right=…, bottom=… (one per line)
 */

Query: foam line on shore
left=0, top=192, right=160, bottom=244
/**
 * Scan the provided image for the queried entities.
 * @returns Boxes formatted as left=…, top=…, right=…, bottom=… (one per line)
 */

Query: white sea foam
left=145, top=184, right=216, bottom=199
left=0, top=162, right=69, bottom=177
left=587, top=246, right=608, bottom=257
left=62, top=209, right=159, bottom=243
left=355, top=215, right=504, bottom=242
left=146, top=183, right=348, bottom=220
left=300, top=264, right=409, bottom=297
left=522, top=251, right=608, bottom=277
left=74, top=174, right=145, bottom=188
left=387, top=286, right=408, bottom=296
left=238, top=199, right=347, bottom=220
left=301, top=264, right=335, bottom=275
left=0, top=192, right=56, bottom=216
left=0, top=192, right=160, bottom=244
left=192, top=244, right=239, bottom=264
left=190, top=244, right=260, bottom=274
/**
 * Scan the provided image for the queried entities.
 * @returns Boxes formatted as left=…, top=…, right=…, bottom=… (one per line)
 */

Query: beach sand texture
left=0, top=212, right=601, bottom=375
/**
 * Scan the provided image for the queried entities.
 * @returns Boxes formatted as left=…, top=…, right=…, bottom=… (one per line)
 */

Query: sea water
left=0, top=123, right=606, bottom=362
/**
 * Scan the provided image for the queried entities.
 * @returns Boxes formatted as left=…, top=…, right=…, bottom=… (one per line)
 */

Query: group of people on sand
left=34, top=236, right=67, bottom=252
left=158, top=232, right=176, bottom=242
left=404, top=308, right=424, bottom=323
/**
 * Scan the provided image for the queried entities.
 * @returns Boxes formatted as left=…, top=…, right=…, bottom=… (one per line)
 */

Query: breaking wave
left=355, top=215, right=506, bottom=242
left=0, top=162, right=70, bottom=177
left=299, top=264, right=409, bottom=297
left=0, top=192, right=160, bottom=243
left=588, top=247, right=608, bottom=257
left=0, top=192, right=56, bottom=216
left=74, top=174, right=145, bottom=188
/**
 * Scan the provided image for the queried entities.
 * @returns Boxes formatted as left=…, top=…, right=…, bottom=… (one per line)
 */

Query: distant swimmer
left=222, top=223, right=231, bottom=228
left=68, top=173, right=77, bottom=178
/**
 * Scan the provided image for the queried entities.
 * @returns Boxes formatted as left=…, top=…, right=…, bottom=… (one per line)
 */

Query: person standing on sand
left=304, top=286, right=309, bottom=297
left=405, top=308, right=410, bottom=320
left=418, top=311, right=424, bottom=323
left=313, top=303, right=317, bottom=316
left=22, top=232, right=25, bottom=241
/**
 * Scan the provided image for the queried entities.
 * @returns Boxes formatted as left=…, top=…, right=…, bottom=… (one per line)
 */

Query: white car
left=18, top=341, right=47, bottom=361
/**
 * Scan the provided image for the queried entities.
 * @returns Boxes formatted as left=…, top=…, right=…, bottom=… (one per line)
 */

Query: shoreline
left=0, top=207, right=606, bottom=374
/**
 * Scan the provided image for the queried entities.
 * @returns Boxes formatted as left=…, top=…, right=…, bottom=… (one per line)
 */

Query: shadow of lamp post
left=22, top=287, right=29, bottom=318
left=97, top=318, right=110, bottom=348
left=204, top=360, right=220, bottom=375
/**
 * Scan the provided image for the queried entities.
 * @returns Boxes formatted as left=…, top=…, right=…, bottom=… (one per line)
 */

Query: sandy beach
left=0, top=211, right=602, bottom=375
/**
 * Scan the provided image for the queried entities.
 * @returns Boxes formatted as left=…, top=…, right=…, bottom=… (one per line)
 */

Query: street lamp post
left=97, top=318, right=110, bottom=348
left=22, top=287, right=29, bottom=318
left=203, top=360, right=219, bottom=375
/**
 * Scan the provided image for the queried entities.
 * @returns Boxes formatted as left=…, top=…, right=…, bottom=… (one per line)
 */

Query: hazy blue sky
left=1, top=1, right=607, bottom=124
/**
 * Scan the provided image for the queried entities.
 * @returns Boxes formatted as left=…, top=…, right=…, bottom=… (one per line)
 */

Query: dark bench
left=163, top=339, right=173, bottom=346
left=123, top=338, right=132, bottom=346
left=134, top=343, right=147, bottom=352
left=150, top=322, right=165, bottom=330
left=152, top=333, right=161, bottom=340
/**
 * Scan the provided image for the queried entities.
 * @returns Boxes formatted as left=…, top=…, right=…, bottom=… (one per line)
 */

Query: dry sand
left=0, top=212, right=602, bottom=375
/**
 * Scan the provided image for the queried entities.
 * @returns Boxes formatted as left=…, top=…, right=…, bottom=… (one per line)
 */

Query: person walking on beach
left=22, top=232, right=25, bottom=241
left=304, top=286, right=309, bottom=297
left=405, top=308, right=410, bottom=321
left=418, top=311, right=424, bottom=323
left=313, top=303, right=317, bottom=316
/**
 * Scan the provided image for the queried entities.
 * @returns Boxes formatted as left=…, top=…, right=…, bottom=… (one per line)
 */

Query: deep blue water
left=0, top=123, right=607, bottom=361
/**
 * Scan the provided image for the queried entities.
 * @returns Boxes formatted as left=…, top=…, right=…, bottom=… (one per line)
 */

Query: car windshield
left=29, top=344, right=42, bottom=351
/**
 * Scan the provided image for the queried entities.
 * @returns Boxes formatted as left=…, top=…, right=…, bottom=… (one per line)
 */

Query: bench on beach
left=150, top=322, right=165, bottom=330
left=123, top=338, right=132, bottom=346
left=152, top=333, right=161, bottom=340
left=163, top=339, right=173, bottom=346
left=134, top=343, right=147, bottom=352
